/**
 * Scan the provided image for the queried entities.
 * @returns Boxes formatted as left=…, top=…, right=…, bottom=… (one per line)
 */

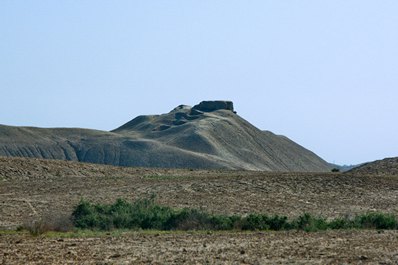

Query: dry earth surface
left=1, top=156, right=398, bottom=264
left=2, top=230, right=398, bottom=264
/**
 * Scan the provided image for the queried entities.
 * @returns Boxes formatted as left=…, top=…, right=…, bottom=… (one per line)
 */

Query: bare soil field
left=1, top=156, right=398, bottom=264
left=2, top=230, right=398, bottom=264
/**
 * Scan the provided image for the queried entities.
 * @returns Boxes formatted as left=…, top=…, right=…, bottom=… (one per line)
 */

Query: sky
left=1, top=1, right=397, bottom=165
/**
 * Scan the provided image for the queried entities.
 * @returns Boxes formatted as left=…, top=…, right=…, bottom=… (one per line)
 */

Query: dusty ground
left=1, top=157, right=398, bottom=229
left=1, top=157, right=398, bottom=264
left=2, top=230, right=398, bottom=264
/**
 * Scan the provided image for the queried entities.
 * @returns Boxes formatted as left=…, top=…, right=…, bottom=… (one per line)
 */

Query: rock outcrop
left=192, top=101, right=235, bottom=113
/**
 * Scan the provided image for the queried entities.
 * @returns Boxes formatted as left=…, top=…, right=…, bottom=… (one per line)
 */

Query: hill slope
left=348, top=157, right=398, bottom=175
left=0, top=101, right=331, bottom=171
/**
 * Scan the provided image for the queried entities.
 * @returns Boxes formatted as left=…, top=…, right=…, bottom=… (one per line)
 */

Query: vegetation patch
left=71, top=198, right=398, bottom=232
left=18, top=213, right=74, bottom=236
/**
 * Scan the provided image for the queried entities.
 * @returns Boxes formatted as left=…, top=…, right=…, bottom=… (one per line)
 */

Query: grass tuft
left=18, top=213, right=74, bottom=236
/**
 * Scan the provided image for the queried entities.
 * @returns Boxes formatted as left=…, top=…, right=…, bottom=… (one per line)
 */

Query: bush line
left=71, top=198, right=398, bottom=232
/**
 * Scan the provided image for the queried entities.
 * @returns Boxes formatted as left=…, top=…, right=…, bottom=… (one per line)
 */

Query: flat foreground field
left=2, top=230, right=398, bottom=264
left=1, top=157, right=398, bottom=263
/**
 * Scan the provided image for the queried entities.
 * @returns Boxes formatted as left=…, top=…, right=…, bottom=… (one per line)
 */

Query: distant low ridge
left=0, top=100, right=331, bottom=171
left=348, top=157, right=398, bottom=175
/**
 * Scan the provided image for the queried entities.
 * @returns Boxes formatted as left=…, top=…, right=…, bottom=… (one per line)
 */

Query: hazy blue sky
left=1, top=1, right=397, bottom=165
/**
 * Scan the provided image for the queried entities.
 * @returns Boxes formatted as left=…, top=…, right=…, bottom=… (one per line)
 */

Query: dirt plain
left=2, top=230, right=398, bottom=264
left=1, top=156, right=398, bottom=264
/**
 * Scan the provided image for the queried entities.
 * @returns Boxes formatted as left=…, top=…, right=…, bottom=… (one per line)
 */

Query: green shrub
left=266, top=215, right=290, bottom=230
left=241, top=214, right=269, bottom=230
left=210, top=215, right=241, bottom=230
left=354, top=212, right=397, bottom=229
left=327, top=217, right=354, bottom=229
left=291, top=213, right=328, bottom=232
left=72, top=198, right=176, bottom=230
left=165, top=208, right=212, bottom=230
left=71, top=198, right=398, bottom=232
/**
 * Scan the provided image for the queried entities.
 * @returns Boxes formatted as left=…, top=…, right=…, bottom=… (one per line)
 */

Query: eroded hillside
left=0, top=101, right=331, bottom=171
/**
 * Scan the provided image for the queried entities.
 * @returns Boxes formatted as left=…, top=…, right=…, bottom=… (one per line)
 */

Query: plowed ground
left=1, top=157, right=398, bottom=264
